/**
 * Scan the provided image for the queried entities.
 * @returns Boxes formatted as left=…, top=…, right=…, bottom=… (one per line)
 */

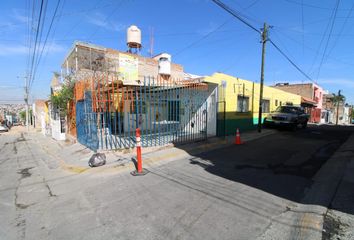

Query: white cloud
left=86, top=12, right=126, bottom=32
left=0, top=44, right=28, bottom=55
left=319, top=78, right=354, bottom=88
left=0, top=42, right=65, bottom=56
left=12, top=9, right=29, bottom=24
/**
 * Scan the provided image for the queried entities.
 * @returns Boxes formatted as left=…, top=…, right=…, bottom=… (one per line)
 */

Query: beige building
left=61, top=41, right=185, bottom=83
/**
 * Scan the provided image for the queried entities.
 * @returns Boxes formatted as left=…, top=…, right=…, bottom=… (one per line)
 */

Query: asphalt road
left=0, top=125, right=353, bottom=240
left=195, top=125, right=352, bottom=203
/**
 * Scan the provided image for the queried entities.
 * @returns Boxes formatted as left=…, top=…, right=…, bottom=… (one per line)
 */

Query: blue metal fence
left=75, top=76, right=212, bottom=151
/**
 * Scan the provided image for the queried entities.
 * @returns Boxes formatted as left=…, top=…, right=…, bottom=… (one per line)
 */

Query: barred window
left=262, top=99, right=270, bottom=113
left=237, top=95, right=249, bottom=112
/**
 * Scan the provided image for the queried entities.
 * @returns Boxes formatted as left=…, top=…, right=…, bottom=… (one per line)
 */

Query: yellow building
left=204, top=73, right=301, bottom=135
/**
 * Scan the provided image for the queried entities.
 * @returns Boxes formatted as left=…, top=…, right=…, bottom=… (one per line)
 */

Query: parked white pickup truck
left=264, top=105, right=309, bottom=130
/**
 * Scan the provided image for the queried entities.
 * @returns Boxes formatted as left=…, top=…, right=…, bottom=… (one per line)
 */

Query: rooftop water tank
left=155, top=53, right=171, bottom=76
left=127, top=25, right=141, bottom=49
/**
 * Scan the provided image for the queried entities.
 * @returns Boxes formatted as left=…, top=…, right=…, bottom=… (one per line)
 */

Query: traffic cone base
left=131, top=168, right=149, bottom=176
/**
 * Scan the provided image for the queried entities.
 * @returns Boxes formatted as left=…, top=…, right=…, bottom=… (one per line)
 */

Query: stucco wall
left=204, top=73, right=302, bottom=133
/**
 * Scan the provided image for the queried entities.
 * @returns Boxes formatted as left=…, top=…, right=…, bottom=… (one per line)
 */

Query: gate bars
left=75, top=74, right=210, bottom=151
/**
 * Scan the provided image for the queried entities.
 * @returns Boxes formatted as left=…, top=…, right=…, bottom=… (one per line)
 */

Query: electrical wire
left=284, top=0, right=351, bottom=11
left=30, top=0, right=62, bottom=90
left=29, top=0, right=49, bottom=89
left=301, top=0, right=304, bottom=55
left=315, top=0, right=340, bottom=81
left=245, top=0, right=261, bottom=10
left=306, top=0, right=340, bottom=76
left=60, top=0, right=102, bottom=41
left=174, top=19, right=231, bottom=57
left=268, top=39, right=313, bottom=82
left=273, top=28, right=354, bottom=68
left=28, top=0, right=45, bottom=92
left=212, top=0, right=313, bottom=82
left=212, top=0, right=260, bottom=34
left=86, top=0, right=127, bottom=40
left=325, top=1, right=354, bottom=61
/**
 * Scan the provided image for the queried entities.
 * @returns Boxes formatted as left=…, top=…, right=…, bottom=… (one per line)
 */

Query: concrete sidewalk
left=30, top=128, right=276, bottom=174
left=258, top=132, right=354, bottom=240
left=321, top=134, right=354, bottom=239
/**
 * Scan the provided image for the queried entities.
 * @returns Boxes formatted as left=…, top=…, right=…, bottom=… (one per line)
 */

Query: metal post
left=336, top=90, right=341, bottom=125
left=24, top=75, right=29, bottom=132
left=258, top=22, right=268, bottom=133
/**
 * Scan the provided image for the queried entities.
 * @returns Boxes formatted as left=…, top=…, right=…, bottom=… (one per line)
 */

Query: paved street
left=1, top=125, right=354, bottom=240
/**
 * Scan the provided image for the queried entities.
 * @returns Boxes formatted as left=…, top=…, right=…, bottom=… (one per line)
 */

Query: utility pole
left=257, top=23, right=268, bottom=133
left=336, top=90, right=341, bottom=125
left=24, top=75, right=29, bottom=132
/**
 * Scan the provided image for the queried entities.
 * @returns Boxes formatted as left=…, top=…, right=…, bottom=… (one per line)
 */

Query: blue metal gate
left=76, top=92, right=99, bottom=150
left=75, top=75, right=213, bottom=151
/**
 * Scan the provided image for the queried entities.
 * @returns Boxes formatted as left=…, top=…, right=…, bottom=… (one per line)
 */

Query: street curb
left=292, top=133, right=354, bottom=239
left=58, top=129, right=276, bottom=174
left=59, top=159, right=90, bottom=174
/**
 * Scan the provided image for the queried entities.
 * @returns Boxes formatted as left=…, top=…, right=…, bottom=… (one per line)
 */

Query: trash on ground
left=88, top=153, right=106, bottom=167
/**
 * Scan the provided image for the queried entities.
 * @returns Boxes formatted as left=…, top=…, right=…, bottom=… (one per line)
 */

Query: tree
left=19, top=110, right=26, bottom=122
left=50, top=77, right=74, bottom=117
left=332, top=91, right=345, bottom=104
left=332, top=90, right=345, bottom=125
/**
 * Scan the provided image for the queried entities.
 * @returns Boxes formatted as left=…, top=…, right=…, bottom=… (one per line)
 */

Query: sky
left=0, top=0, right=354, bottom=104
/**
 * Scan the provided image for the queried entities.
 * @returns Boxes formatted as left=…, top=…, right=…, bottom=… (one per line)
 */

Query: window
left=262, top=99, right=270, bottom=113
left=237, top=95, right=249, bottom=112
left=279, top=101, right=282, bottom=106
left=275, top=100, right=278, bottom=106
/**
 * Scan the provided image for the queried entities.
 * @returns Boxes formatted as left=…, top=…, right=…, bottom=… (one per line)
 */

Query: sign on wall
left=118, top=53, right=139, bottom=84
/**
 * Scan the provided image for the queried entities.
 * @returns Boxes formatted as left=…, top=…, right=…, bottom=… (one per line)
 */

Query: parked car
left=0, top=124, right=9, bottom=132
left=264, top=105, right=309, bottom=130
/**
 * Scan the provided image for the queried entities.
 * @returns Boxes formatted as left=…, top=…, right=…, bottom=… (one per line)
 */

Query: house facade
left=60, top=41, right=218, bottom=150
left=273, top=83, right=324, bottom=123
left=32, top=100, right=49, bottom=135
left=204, top=73, right=302, bottom=135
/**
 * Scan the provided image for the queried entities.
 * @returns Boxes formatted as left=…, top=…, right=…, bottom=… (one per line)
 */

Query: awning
left=301, top=97, right=317, bottom=106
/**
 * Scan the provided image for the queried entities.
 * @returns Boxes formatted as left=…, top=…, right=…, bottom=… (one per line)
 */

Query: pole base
left=130, top=168, right=149, bottom=176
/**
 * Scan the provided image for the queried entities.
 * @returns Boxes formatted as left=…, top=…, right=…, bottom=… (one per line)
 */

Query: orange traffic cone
left=235, top=128, right=244, bottom=145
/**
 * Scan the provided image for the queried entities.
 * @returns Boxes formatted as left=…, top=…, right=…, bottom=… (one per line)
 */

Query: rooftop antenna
left=149, top=27, right=154, bottom=57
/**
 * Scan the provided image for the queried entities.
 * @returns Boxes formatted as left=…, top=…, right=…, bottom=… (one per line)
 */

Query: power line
left=174, top=19, right=231, bottom=57
left=245, top=0, right=261, bottom=10
left=301, top=0, right=304, bottom=55
left=60, top=0, right=102, bottom=42
left=87, top=0, right=127, bottom=40
left=273, top=28, right=354, bottom=68
left=28, top=0, right=45, bottom=89
left=268, top=39, right=313, bottom=82
left=212, top=0, right=260, bottom=34
left=284, top=0, right=351, bottom=11
left=315, top=0, right=340, bottom=81
left=326, top=1, right=354, bottom=61
left=305, top=0, right=339, bottom=75
left=35, top=0, right=66, bottom=87
left=30, top=0, right=63, bottom=90
left=212, top=0, right=313, bottom=82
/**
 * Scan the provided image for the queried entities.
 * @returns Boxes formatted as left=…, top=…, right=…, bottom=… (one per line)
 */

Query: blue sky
left=1, top=0, right=354, bottom=104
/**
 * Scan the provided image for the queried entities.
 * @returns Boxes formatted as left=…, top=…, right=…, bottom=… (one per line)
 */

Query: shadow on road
left=179, top=125, right=354, bottom=214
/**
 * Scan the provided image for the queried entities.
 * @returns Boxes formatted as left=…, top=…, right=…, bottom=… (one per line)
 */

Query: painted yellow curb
left=60, top=140, right=228, bottom=174
left=59, top=159, right=90, bottom=174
